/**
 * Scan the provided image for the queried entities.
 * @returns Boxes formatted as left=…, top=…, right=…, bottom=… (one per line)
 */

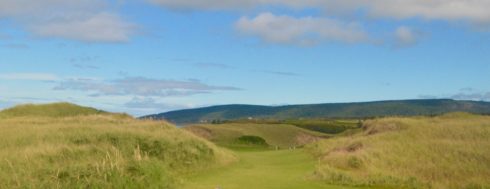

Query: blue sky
left=1, top=0, right=490, bottom=116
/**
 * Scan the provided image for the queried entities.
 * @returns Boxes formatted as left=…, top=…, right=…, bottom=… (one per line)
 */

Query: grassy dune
left=0, top=104, right=235, bottom=189
left=185, top=123, right=329, bottom=149
left=307, top=113, right=490, bottom=189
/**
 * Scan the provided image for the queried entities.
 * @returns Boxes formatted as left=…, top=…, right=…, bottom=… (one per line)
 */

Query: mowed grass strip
left=182, top=149, right=364, bottom=189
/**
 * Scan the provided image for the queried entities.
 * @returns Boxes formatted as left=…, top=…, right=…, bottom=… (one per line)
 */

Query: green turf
left=207, top=119, right=362, bottom=134
left=0, top=102, right=108, bottom=118
left=182, top=149, right=365, bottom=189
left=185, top=123, right=329, bottom=149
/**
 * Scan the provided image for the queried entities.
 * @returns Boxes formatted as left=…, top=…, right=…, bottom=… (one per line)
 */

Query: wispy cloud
left=419, top=88, right=490, bottom=101
left=187, top=59, right=298, bottom=76
left=254, top=70, right=300, bottom=77
left=0, top=32, right=11, bottom=40
left=72, top=64, right=99, bottom=70
left=124, top=97, right=190, bottom=110
left=236, top=12, right=369, bottom=46
left=0, top=73, right=60, bottom=81
left=394, top=26, right=423, bottom=48
left=451, top=92, right=490, bottom=101
left=193, top=62, right=235, bottom=69
left=68, top=56, right=101, bottom=69
left=69, top=55, right=100, bottom=63
left=2, top=43, right=30, bottom=49
left=460, top=87, right=475, bottom=92
left=54, top=77, right=240, bottom=97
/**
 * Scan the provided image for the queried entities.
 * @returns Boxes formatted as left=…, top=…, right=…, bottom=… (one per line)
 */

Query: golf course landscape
left=3, top=0, right=490, bottom=188
left=0, top=102, right=488, bottom=189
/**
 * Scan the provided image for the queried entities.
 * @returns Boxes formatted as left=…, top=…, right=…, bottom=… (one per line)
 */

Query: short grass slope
left=0, top=102, right=108, bottom=118
left=219, top=119, right=361, bottom=134
left=307, top=113, right=490, bottom=189
left=185, top=123, right=329, bottom=149
left=182, top=149, right=359, bottom=189
left=0, top=104, right=235, bottom=189
left=282, top=119, right=361, bottom=134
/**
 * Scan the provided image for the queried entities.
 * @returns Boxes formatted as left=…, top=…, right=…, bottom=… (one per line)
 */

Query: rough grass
left=0, top=115, right=235, bottom=189
left=185, top=123, right=329, bottom=149
left=234, top=135, right=269, bottom=147
left=307, top=113, right=490, bottom=189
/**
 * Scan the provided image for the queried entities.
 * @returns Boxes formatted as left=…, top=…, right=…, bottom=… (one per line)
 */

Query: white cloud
left=0, top=0, right=103, bottom=16
left=30, top=13, right=134, bottom=42
left=148, top=0, right=490, bottom=25
left=0, top=0, right=135, bottom=42
left=394, top=26, right=421, bottom=47
left=0, top=73, right=60, bottom=81
left=342, top=0, right=490, bottom=24
left=235, top=12, right=368, bottom=45
left=145, top=0, right=259, bottom=10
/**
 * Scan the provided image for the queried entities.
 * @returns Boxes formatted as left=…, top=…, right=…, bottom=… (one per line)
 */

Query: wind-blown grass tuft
left=307, top=113, right=490, bottom=189
left=0, top=115, right=235, bottom=189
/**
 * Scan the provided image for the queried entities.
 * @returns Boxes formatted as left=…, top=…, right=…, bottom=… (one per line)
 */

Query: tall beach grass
left=307, top=113, right=490, bottom=189
left=0, top=115, right=235, bottom=189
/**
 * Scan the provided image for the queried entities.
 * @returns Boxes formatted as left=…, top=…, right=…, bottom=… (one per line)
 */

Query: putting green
left=182, top=149, right=362, bottom=189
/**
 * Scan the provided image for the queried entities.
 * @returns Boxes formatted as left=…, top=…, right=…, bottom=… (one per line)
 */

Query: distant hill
left=143, top=99, right=490, bottom=124
left=0, top=102, right=108, bottom=118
